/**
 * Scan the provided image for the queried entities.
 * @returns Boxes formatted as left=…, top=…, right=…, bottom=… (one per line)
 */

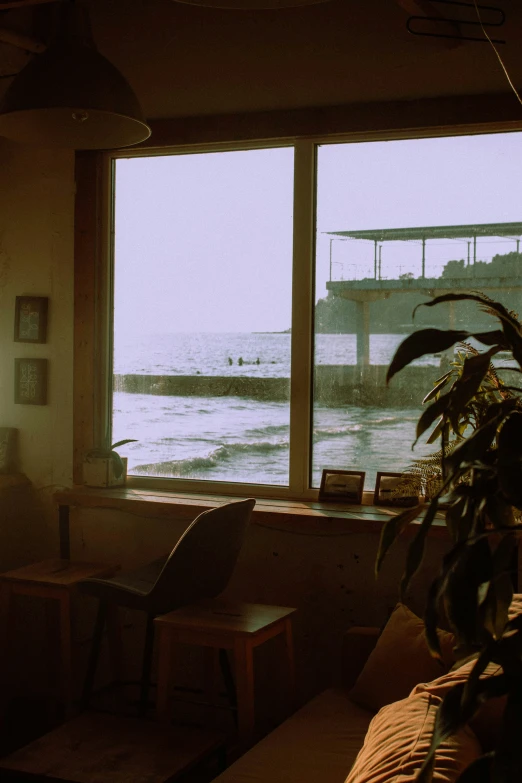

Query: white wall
left=0, top=140, right=75, bottom=565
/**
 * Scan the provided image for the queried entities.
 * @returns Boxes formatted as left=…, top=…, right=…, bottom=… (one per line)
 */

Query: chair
left=78, top=498, right=255, bottom=715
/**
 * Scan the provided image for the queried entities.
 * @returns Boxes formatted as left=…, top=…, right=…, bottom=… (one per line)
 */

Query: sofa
left=213, top=602, right=508, bottom=783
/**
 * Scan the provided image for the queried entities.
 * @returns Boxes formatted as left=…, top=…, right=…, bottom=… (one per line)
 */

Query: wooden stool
left=0, top=711, right=226, bottom=782
left=0, top=559, right=120, bottom=714
left=155, top=599, right=297, bottom=749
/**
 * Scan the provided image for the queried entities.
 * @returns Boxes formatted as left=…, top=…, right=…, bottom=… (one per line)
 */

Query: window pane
left=313, top=133, right=522, bottom=489
left=113, top=147, right=294, bottom=485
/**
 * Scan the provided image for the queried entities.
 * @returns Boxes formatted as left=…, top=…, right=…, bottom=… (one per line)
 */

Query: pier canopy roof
left=327, top=222, right=522, bottom=242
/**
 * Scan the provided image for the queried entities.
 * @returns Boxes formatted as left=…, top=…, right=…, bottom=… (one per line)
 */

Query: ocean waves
left=134, top=439, right=289, bottom=477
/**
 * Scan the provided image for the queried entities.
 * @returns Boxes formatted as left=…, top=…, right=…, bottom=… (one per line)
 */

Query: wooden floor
left=0, top=711, right=226, bottom=783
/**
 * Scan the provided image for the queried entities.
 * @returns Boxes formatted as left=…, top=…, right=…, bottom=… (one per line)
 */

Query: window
left=312, top=133, right=522, bottom=488
left=109, top=130, right=522, bottom=497
left=112, top=147, right=294, bottom=487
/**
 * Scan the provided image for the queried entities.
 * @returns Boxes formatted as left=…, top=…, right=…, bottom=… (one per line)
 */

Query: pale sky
left=113, top=132, right=522, bottom=337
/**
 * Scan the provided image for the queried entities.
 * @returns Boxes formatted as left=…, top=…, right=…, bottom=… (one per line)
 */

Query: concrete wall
left=115, top=364, right=443, bottom=406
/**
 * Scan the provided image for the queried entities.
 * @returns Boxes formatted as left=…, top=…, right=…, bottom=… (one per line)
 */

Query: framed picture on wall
left=14, top=358, right=48, bottom=405
left=14, top=296, right=48, bottom=343
left=318, top=469, right=365, bottom=504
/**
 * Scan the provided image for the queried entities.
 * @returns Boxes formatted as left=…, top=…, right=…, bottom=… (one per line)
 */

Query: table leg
left=156, top=626, right=173, bottom=720
left=283, top=618, right=296, bottom=714
left=58, top=591, right=73, bottom=715
left=234, top=637, right=255, bottom=749
left=0, top=583, right=12, bottom=715
left=58, top=504, right=70, bottom=560
left=203, top=646, right=220, bottom=725
left=107, top=604, right=124, bottom=685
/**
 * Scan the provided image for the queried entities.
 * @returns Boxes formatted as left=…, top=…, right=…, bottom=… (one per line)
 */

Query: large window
left=113, top=147, right=294, bottom=486
left=312, top=133, right=522, bottom=488
left=110, top=130, right=522, bottom=496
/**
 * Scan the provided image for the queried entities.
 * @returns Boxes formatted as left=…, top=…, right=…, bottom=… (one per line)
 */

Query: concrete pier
left=114, top=364, right=445, bottom=407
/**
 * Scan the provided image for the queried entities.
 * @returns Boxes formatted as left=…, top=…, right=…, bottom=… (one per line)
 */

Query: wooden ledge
left=54, top=486, right=447, bottom=538
left=0, top=473, right=31, bottom=492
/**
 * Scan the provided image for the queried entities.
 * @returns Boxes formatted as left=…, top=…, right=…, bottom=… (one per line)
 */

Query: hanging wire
left=472, top=0, right=522, bottom=107
left=407, top=0, right=506, bottom=43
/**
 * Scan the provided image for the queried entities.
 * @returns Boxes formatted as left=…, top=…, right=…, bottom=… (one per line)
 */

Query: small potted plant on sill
left=83, top=438, right=137, bottom=488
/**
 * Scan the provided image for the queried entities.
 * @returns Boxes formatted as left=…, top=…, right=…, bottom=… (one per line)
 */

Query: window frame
left=74, top=117, right=522, bottom=500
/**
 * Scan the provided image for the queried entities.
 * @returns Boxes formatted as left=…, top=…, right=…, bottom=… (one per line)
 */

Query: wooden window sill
left=54, top=486, right=447, bottom=538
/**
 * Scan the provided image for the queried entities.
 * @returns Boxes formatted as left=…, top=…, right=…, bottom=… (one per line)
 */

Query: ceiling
left=0, top=0, right=521, bottom=120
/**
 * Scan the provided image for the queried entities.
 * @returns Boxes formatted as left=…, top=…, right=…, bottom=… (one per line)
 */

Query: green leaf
left=444, top=538, right=492, bottom=649
left=498, top=464, right=522, bottom=510
left=387, top=329, right=469, bottom=384
left=461, top=645, right=495, bottom=719
left=497, top=412, right=522, bottom=462
left=471, top=330, right=509, bottom=349
left=416, top=393, right=452, bottom=444
left=110, top=451, right=125, bottom=479
left=426, top=418, right=446, bottom=445
left=446, top=348, right=500, bottom=434
left=110, top=438, right=138, bottom=450
left=400, top=500, right=440, bottom=599
left=445, top=496, right=471, bottom=543
left=480, top=534, right=514, bottom=640
left=484, top=494, right=515, bottom=530
left=424, top=575, right=444, bottom=660
left=423, top=372, right=454, bottom=404
left=375, top=503, right=425, bottom=577
left=446, top=416, right=501, bottom=474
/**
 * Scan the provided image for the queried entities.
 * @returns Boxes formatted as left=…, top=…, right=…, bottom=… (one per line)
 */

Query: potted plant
left=378, top=292, right=522, bottom=781
left=83, top=438, right=137, bottom=488
left=394, top=340, right=515, bottom=503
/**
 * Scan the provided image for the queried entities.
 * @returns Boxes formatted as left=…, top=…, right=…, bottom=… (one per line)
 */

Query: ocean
left=112, top=332, right=440, bottom=489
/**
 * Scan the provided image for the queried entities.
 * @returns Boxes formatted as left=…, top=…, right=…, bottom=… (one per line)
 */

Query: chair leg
left=139, top=614, right=155, bottom=717
left=219, top=648, right=238, bottom=727
left=81, top=600, right=107, bottom=710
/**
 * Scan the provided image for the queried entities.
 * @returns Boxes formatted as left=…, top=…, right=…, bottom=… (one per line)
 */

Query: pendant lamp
left=0, top=2, right=151, bottom=149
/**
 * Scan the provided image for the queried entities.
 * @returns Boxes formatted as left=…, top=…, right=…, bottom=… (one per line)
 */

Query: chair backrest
left=149, top=498, right=255, bottom=615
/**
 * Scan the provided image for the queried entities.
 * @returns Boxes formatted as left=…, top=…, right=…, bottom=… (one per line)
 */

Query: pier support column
left=355, top=300, right=370, bottom=371
left=449, top=301, right=456, bottom=329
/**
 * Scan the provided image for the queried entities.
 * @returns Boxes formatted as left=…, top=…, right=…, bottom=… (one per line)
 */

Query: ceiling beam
left=0, top=0, right=62, bottom=9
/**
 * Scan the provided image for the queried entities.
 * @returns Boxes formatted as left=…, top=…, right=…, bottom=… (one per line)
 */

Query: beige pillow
left=411, top=659, right=504, bottom=752
left=345, top=692, right=482, bottom=783
left=349, top=603, right=455, bottom=712
left=508, top=593, right=522, bottom=620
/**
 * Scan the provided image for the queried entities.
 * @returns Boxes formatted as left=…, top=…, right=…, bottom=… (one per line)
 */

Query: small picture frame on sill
left=374, top=471, right=419, bottom=508
left=319, top=469, right=365, bottom=504
left=14, top=296, right=48, bottom=344
left=14, top=358, right=48, bottom=405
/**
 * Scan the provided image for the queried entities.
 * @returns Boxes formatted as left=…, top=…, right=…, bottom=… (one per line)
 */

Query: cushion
left=411, top=659, right=504, bottom=752
left=345, top=692, right=482, bottom=783
left=348, top=603, right=455, bottom=712
left=508, top=593, right=522, bottom=620
left=213, top=688, right=374, bottom=783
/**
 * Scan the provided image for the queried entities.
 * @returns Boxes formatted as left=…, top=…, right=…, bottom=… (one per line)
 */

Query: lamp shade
left=172, top=1, right=330, bottom=6
left=0, top=5, right=151, bottom=149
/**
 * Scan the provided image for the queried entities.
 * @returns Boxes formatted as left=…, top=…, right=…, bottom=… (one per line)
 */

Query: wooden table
left=155, top=599, right=296, bottom=750
left=53, top=486, right=450, bottom=562
left=0, top=711, right=226, bottom=782
left=0, top=559, right=120, bottom=713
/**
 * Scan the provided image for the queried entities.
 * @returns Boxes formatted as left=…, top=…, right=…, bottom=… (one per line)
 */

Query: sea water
left=113, top=332, right=440, bottom=488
